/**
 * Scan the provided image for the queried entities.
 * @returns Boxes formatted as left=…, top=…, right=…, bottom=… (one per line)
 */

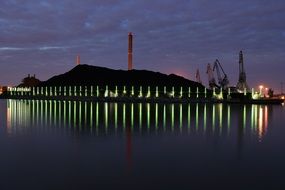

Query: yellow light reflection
left=212, top=104, right=216, bottom=132
left=6, top=100, right=274, bottom=140
left=218, top=104, right=222, bottom=135
left=227, top=105, right=231, bottom=135
left=131, top=103, right=134, bottom=130
left=7, top=100, right=12, bottom=135
left=114, top=103, right=118, bottom=130
left=264, top=106, right=268, bottom=135
left=254, top=105, right=258, bottom=131
left=251, top=105, right=254, bottom=133
left=258, top=107, right=263, bottom=140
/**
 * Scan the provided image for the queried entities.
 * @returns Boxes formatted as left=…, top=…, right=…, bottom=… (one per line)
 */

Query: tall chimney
left=128, top=32, right=133, bottom=70
left=76, top=55, right=80, bottom=65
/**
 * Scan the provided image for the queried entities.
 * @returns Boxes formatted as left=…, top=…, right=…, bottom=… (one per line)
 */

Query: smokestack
left=128, top=32, right=133, bottom=70
left=76, top=55, right=80, bottom=65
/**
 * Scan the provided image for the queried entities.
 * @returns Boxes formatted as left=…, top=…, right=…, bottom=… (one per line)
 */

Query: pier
left=2, top=85, right=283, bottom=104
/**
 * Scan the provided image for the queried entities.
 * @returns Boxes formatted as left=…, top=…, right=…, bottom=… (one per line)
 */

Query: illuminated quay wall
left=5, top=85, right=254, bottom=101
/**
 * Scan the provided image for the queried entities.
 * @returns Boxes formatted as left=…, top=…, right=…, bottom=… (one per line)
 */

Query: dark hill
left=39, top=64, right=204, bottom=89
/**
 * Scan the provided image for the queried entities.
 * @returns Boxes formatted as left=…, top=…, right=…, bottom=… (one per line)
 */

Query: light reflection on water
left=6, top=99, right=269, bottom=140
left=2, top=99, right=285, bottom=189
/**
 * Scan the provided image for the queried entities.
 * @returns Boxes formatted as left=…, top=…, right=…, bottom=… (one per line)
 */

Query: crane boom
left=213, top=59, right=229, bottom=89
left=213, top=60, right=222, bottom=83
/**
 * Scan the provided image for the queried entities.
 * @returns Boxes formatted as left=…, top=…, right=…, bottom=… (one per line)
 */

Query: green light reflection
left=203, top=104, right=207, bottom=132
left=163, top=105, right=166, bottom=131
left=218, top=104, right=222, bottom=135
left=139, top=103, right=142, bottom=130
left=179, top=104, right=182, bottom=132
left=5, top=101, right=272, bottom=141
left=123, top=103, right=126, bottom=129
left=58, top=101, right=61, bottom=128
left=63, top=101, right=66, bottom=127
left=212, top=104, right=216, bottom=132
left=188, top=104, right=191, bottom=131
left=243, top=105, right=247, bottom=130
left=155, top=103, right=158, bottom=130
left=68, top=101, right=71, bottom=127
left=147, top=103, right=150, bottom=129
left=195, top=104, right=199, bottom=131
left=251, top=105, right=254, bottom=133
left=84, top=101, right=87, bottom=126
left=96, top=102, right=99, bottom=128
left=114, top=103, right=118, bottom=129
left=171, top=104, right=174, bottom=131
left=79, top=101, right=82, bottom=130
left=74, top=101, right=76, bottom=128
left=45, top=100, right=48, bottom=127
left=40, top=100, right=44, bottom=126
left=105, top=103, right=108, bottom=132
left=131, top=103, right=134, bottom=129
left=90, top=102, right=93, bottom=130
left=227, top=105, right=231, bottom=135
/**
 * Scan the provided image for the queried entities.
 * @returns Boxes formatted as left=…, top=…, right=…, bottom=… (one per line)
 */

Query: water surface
left=1, top=99, right=285, bottom=189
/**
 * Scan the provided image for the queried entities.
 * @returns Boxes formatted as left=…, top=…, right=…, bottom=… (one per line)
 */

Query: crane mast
left=206, top=63, right=218, bottom=89
left=196, top=69, right=202, bottom=84
left=236, top=50, right=249, bottom=92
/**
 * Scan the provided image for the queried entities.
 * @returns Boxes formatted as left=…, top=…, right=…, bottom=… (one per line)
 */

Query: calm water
left=1, top=99, right=285, bottom=189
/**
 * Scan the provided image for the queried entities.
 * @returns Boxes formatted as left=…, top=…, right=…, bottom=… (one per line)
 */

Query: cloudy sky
left=0, top=0, right=285, bottom=92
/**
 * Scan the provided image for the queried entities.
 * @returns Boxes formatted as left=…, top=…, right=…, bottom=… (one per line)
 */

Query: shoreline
left=1, top=95, right=283, bottom=105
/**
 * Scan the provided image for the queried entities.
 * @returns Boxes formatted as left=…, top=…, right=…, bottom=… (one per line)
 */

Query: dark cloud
left=0, top=0, right=285, bottom=91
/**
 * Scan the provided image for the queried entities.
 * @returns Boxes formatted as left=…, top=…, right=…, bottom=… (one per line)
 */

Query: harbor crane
left=213, top=59, right=229, bottom=90
left=236, top=50, right=249, bottom=92
left=206, top=63, right=218, bottom=89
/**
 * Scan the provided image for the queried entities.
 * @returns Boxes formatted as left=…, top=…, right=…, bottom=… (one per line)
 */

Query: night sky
left=0, top=0, right=285, bottom=92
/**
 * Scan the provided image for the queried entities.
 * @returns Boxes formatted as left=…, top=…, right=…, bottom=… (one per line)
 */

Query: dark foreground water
left=0, top=99, right=285, bottom=190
